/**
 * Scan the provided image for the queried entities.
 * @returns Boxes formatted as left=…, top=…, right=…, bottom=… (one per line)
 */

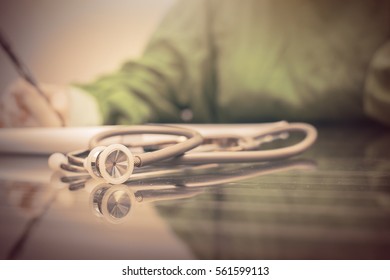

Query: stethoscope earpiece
left=48, top=152, right=68, bottom=172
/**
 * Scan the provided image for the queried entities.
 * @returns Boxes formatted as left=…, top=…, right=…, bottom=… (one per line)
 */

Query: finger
left=17, top=88, right=62, bottom=126
left=1, top=79, right=67, bottom=127
left=0, top=84, right=29, bottom=127
left=42, top=85, right=69, bottom=124
left=6, top=80, right=61, bottom=126
left=30, top=83, right=69, bottom=125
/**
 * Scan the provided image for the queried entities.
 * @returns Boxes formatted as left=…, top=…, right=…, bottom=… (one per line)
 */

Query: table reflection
left=56, top=159, right=315, bottom=224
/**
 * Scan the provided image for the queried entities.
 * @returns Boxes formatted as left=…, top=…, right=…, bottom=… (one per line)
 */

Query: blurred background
left=0, top=0, right=175, bottom=91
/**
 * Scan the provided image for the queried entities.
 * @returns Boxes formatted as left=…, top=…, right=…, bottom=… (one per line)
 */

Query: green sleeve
left=76, top=0, right=216, bottom=125
left=364, top=40, right=390, bottom=126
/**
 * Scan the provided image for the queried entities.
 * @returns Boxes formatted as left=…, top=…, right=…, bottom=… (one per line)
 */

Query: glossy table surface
left=0, top=124, right=389, bottom=259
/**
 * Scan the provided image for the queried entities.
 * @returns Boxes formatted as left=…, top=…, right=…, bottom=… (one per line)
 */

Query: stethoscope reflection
left=89, top=183, right=204, bottom=224
left=53, top=159, right=316, bottom=224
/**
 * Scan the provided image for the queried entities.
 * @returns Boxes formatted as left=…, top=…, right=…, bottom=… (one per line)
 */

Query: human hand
left=0, top=79, right=69, bottom=127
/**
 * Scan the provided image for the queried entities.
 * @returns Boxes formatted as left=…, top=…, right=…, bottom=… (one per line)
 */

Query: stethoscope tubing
left=90, top=125, right=204, bottom=167
left=168, top=122, right=317, bottom=164
left=58, top=122, right=317, bottom=177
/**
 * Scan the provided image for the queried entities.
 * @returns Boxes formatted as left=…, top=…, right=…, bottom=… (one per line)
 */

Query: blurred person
left=1, top=0, right=389, bottom=127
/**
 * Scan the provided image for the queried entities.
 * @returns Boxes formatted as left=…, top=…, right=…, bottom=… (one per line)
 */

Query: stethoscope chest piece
left=84, top=144, right=134, bottom=184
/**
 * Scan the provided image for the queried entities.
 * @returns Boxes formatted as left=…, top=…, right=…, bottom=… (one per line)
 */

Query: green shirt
left=78, top=0, right=390, bottom=125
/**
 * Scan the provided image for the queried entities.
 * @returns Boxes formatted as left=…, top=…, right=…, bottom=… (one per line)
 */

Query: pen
left=0, top=30, right=64, bottom=126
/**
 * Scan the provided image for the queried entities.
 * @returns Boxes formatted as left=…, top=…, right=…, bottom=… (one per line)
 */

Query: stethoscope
left=48, top=121, right=317, bottom=184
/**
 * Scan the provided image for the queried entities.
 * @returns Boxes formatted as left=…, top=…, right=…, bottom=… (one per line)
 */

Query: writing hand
left=0, top=79, right=69, bottom=127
